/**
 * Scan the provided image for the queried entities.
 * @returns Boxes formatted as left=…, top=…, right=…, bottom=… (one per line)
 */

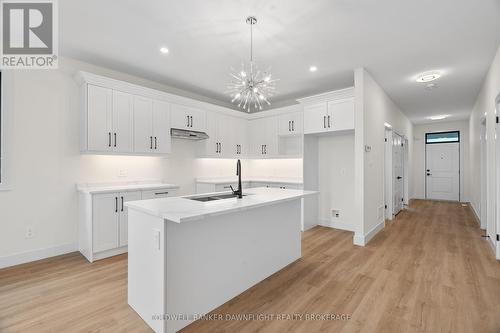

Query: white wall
left=469, top=45, right=500, bottom=252
left=0, top=58, right=301, bottom=264
left=318, top=133, right=356, bottom=230
left=354, top=68, right=414, bottom=244
left=412, top=120, right=469, bottom=201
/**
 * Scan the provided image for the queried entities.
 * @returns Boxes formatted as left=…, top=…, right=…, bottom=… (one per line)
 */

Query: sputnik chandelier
left=227, top=16, right=277, bottom=112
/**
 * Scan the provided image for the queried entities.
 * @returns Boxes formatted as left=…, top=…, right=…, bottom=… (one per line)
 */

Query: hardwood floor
left=1, top=200, right=499, bottom=332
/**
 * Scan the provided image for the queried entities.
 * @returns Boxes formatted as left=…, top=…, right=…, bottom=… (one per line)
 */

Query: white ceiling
left=60, top=0, right=500, bottom=124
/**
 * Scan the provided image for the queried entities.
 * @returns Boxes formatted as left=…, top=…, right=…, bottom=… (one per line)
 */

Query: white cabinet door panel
left=112, top=90, right=134, bottom=152
left=327, top=99, right=354, bottom=131
left=279, top=112, right=303, bottom=136
left=93, top=193, right=119, bottom=253
left=152, top=100, right=171, bottom=154
left=87, top=85, right=113, bottom=151
left=303, top=103, right=327, bottom=134
left=171, top=104, right=206, bottom=132
left=119, top=191, right=142, bottom=247
left=133, top=96, right=154, bottom=153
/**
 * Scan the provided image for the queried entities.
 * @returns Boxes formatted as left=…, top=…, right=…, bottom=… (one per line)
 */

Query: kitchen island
left=125, top=187, right=316, bottom=333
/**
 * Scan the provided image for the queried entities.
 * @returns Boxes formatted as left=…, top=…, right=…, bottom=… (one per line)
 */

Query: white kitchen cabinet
left=87, top=85, right=113, bottom=152
left=171, top=104, right=206, bottom=132
left=230, top=117, right=248, bottom=156
left=249, top=116, right=278, bottom=157
left=327, top=99, right=355, bottom=131
left=134, top=97, right=171, bottom=154
left=112, top=90, right=134, bottom=153
left=303, top=98, right=354, bottom=134
left=119, top=191, right=142, bottom=246
left=199, top=112, right=245, bottom=158
left=278, top=112, right=303, bottom=136
left=92, top=193, right=120, bottom=253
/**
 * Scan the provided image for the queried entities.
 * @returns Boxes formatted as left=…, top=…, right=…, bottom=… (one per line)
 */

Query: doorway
left=425, top=131, right=460, bottom=201
left=393, top=133, right=404, bottom=215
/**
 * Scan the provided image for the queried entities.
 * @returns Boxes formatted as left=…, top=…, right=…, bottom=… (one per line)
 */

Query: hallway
left=0, top=201, right=499, bottom=332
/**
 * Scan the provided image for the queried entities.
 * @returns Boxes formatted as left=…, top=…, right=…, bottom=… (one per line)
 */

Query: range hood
left=170, top=128, right=209, bottom=140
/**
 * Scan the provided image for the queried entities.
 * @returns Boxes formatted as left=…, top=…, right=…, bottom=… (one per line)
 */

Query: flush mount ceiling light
left=309, top=66, right=318, bottom=72
left=160, top=47, right=169, bottom=54
left=416, top=71, right=441, bottom=83
left=428, top=114, right=449, bottom=121
left=227, top=16, right=277, bottom=112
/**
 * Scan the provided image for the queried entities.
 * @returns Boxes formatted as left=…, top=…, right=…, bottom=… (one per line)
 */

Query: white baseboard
left=302, top=223, right=318, bottom=231
left=0, top=243, right=78, bottom=269
left=318, top=219, right=355, bottom=232
left=353, top=220, right=385, bottom=247
left=469, top=202, right=481, bottom=227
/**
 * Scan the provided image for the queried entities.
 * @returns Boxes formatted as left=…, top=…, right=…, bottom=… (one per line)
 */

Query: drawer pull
left=155, top=192, right=169, bottom=195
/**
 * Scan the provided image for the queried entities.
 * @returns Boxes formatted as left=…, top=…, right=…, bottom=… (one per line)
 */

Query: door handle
left=155, top=137, right=157, bottom=150
left=108, top=132, right=111, bottom=147
left=426, top=173, right=432, bottom=176
left=121, top=196, right=124, bottom=212
left=397, top=176, right=402, bottom=179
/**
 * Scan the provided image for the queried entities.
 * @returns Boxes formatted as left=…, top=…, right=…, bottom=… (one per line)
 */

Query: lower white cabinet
left=195, top=181, right=301, bottom=194
left=78, top=187, right=178, bottom=262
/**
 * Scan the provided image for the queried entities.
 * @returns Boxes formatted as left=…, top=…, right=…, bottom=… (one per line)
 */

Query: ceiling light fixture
left=309, top=66, right=318, bottom=72
left=428, top=114, right=449, bottom=121
left=160, top=47, right=169, bottom=54
left=227, top=16, right=277, bottom=112
left=416, top=71, right=441, bottom=83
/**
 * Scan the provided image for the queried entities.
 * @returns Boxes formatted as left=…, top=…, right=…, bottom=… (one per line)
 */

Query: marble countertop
left=125, top=187, right=316, bottom=223
left=195, top=177, right=303, bottom=185
left=77, top=182, right=180, bottom=194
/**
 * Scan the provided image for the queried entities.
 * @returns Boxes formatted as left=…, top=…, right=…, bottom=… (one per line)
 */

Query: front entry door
left=393, top=134, right=404, bottom=215
left=426, top=142, right=460, bottom=201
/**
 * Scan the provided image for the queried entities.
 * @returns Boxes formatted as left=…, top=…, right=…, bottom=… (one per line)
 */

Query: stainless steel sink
left=188, top=193, right=248, bottom=202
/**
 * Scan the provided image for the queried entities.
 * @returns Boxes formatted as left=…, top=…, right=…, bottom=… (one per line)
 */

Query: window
left=425, top=131, right=460, bottom=144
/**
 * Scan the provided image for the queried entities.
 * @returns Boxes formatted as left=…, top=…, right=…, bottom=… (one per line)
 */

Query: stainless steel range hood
left=170, top=128, right=209, bottom=140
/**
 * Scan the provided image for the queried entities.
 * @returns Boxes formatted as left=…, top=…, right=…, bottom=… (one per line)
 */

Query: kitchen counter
left=125, top=187, right=315, bottom=223
left=77, top=181, right=179, bottom=194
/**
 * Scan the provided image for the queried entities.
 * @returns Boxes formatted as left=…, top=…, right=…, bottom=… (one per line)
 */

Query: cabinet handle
left=219, top=142, right=222, bottom=153
left=324, top=116, right=326, bottom=128
left=108, top=132, right=111, bottom=147
left=150, top=136, right=153, bottom=149
left=187, top=115, right=190, bottom=127
left=264, top=145, right=267, bottom=154
left=155, top=191, right=169, bottom=195
left=114, top=133, right=117, bottom=147
left=292, top=121, right=295, bottom=131
left=191, top=116, right=193, bottom=127
left=289, top=121, right=291, bottom=132
left=115, top=197, right=118, bottom=213
left=155, top=137, right=157, bottom=150
left=328, top=115, right=331, bottom=128
left=261, top=145, right=264, bottom=154
left=121, top=196, right=124, bottom=212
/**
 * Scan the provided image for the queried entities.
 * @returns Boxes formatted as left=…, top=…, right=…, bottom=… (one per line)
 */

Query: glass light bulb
left=241, top=71, right=246, bottom=77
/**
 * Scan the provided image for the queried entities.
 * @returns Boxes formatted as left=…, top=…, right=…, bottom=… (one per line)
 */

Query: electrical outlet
left=118, top=169, right=128, bottom=178
left=26, top=226, right=35, bottom=239
left=332, top=209, right=340, bottom=219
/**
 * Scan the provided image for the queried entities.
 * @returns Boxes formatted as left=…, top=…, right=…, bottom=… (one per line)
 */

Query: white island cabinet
left=125, top=187, right=317, bottom=333
left=77, top=182, right=179, bottom=262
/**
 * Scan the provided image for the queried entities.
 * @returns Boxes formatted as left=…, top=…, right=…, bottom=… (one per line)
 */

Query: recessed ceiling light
left=416, top=71, right=441, bottom=83
left=309, top=66, right=318, bottom=72
left=428, top=114, right=449, bottom=121
left=160, top=47, right=169, bottom=54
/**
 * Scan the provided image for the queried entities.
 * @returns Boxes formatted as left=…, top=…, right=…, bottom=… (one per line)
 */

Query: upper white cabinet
left=199, top=112, right=246, bottom=158
left=249, top=116, right=278, bottom=157
left=303, top=99, right=354, bottom=134
left=171, top=104, right=206, bottom=132
left=86, top=86, right=134, bottom=153
left=134, top=97, right=171, bottom=154
left=278, top=112, right=303, bottom=136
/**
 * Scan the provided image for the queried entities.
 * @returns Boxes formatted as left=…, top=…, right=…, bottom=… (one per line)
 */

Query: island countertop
left=125, top=187, right=317, bottom=223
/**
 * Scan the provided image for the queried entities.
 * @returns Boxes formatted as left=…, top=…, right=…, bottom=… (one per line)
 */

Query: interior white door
left=152, top=100, right=171, bottom=154
left=87, top=84, right=113, bottom=152
left=119, top=191, right=142, bottom=247
left=133, top=96, right=153, bottom=153
left=93, top=193, right=119, bottom=253
left=426, top=143, right=460, bottom=201
left=112, top=90, right=134, bottom=153
left=393, top=134, right=404, bottom=214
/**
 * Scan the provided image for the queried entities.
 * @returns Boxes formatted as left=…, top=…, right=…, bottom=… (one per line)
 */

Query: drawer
left=142, top=189, right=177, bottom=200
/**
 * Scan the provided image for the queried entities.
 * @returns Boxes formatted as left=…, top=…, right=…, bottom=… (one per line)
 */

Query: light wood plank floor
left=1, top=200, right=499, bottom=332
